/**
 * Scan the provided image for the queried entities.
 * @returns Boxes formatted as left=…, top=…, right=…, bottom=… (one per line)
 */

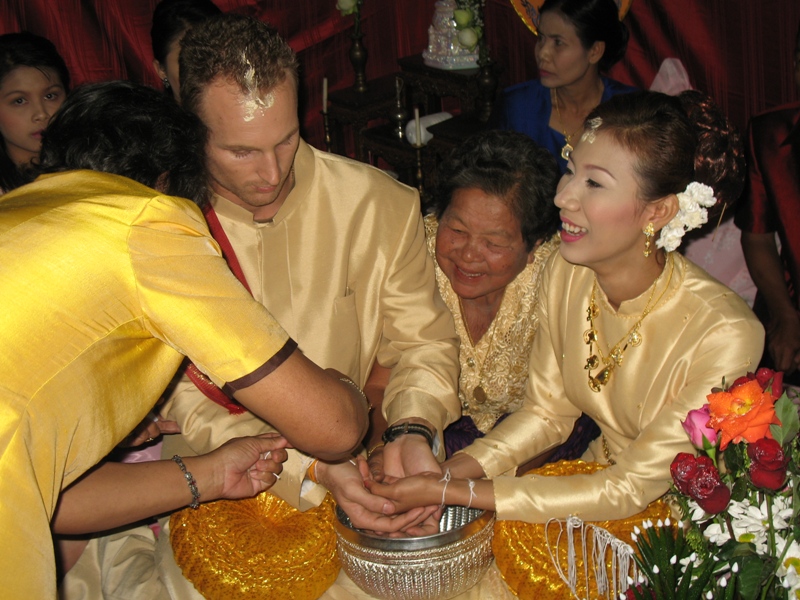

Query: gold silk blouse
left=0, top=171, right=292, bottom=599
left=462, top=252, right=765, bottom=523
left=424, top=214, right=559, bottom=432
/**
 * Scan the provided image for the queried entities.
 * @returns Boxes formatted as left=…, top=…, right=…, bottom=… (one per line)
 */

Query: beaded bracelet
left=339, top=376, right=370, bottom=412
left=172, top=455, right=200, bottom=509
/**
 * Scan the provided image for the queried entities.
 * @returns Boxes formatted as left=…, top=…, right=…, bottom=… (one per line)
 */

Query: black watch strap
left=381, top=422, right=435, bottom=448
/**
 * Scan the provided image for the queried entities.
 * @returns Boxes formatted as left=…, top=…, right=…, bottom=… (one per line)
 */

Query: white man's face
left=199, top=75, right=300, bottom=221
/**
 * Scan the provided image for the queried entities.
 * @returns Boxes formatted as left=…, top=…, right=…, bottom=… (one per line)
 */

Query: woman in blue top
left=496, top=0, right=635, bottom=172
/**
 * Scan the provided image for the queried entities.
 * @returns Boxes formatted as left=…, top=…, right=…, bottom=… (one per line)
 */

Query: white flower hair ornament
left=655, top=182, right=717, bottom=252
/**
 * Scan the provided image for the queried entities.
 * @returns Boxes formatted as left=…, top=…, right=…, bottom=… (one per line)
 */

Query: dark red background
left=2, top=0, right=798, bottom=150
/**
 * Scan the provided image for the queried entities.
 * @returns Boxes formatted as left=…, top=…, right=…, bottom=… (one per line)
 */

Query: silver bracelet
left=172, top=455, right=200, bottom=509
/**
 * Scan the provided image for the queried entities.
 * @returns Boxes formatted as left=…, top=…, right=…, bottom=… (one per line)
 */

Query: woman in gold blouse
left=421, top=129, right=603, bottom=461
left=370, top=91, right=764, bottom=581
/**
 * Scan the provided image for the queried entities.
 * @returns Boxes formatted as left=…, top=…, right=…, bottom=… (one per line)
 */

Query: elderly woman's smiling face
left=436, top=187, right=534, bottom=306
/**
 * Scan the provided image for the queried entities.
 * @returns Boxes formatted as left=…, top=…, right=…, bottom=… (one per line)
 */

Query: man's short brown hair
left=179, top=14, right=299, bottom=116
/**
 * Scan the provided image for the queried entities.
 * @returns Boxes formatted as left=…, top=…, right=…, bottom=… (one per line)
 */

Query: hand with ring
left=121, top=409, right=181, bottom=447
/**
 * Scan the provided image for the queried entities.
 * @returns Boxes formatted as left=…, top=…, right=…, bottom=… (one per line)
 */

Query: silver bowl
left=335, top=505, right=495, bottom=600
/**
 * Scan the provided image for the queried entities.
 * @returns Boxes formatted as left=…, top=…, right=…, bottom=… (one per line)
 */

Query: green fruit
left=453, top=9, right=473, bottom=28
left=457, top=27, right=479, bottom=50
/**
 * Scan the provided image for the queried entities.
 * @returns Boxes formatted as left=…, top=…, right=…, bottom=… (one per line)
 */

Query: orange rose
left=707, top=379, right=779, bottom=450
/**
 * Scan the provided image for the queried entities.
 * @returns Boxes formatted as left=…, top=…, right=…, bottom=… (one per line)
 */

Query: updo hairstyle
left=431, top=129, right=561, bottom=251
left=539, top=0, right=629, bottom=72
left=586, top=90, right=745, bottom=219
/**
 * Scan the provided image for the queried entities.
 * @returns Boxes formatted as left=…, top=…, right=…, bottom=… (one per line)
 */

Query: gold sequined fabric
left=493, top=461, right=672, bottom=600
left=170, top=492, right=339, bottom=600
left=424, top=215, right=559, bottom=433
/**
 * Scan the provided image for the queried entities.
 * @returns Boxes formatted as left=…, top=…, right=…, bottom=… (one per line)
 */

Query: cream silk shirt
left=463, top=252, right=765, bottom=523
left=0, top=171, right=292, bottom=599
left=160, top=140, right=460, bottom=509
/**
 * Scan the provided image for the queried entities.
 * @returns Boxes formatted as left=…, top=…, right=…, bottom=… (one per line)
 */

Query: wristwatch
left=381, top=422, right=435, bottom=448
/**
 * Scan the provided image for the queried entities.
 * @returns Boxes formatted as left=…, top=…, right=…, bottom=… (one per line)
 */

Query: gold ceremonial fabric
left=462, top=252, right=764, bottom=522
left=170, top=494, right=339, bottom=600
left=425, top=214, right=558, bottom=432
left=493, top=460, right=672, bottom=599
left=160, top=140, right=459, bottom=508
left=0, top=171, right=291, bottom=599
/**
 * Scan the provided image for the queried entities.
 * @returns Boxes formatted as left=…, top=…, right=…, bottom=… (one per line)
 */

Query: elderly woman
left=368, top=130, right=598, bottom=464
left=424, top=130, right=565, bottom=456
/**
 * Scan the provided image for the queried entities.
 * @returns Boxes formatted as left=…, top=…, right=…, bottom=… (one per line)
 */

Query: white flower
left=656, top=181, right=716, bottom=252
left=777, top=539, right=800, bottom=596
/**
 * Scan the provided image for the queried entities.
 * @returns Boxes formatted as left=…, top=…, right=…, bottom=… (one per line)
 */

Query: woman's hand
left=204, top=433, right=289, bottom=499
left=440, top=452, right=486, bottom=479
left=366, top=472, right=446, bottom=514
left=121, top=411, right=180, bottom=447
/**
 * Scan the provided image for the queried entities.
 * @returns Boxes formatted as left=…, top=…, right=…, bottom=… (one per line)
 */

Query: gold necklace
left=551, top=88, right=587, bottom=161
left=458, top=296, right=499, bottom=406
left=584, top=255, right=675, bottom=392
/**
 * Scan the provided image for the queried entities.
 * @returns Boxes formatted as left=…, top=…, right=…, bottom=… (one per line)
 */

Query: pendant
left=588, top=366, right=612, bottom=392
left=610, top=347, right=624, bottom=366
left=583, top=328, right=598, bottom=344
left=628, top=328, right=642, bottom=347
left=473, top=385, right=488, bottom=404
left=585, top=355, right=599, bottom=370
left=595, top=366, right=612, bottom=386
left=586, top=303, right=598, bottom=321
left=561, top=142, right=573, bottom=161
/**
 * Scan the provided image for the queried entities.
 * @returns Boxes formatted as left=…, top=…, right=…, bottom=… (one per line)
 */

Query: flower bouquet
left=628, top=369, right=800, bottom=600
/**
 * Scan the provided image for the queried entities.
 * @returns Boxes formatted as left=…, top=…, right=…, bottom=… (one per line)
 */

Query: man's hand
left=368, top=425, right=443, bottom=536
left=316, top=458, right=430, bottom=534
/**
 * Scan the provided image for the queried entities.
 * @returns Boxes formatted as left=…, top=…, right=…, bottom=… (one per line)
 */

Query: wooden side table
left=397, top=54, right=481, bottom=115
left=327, top=73, right=399, bottom=161
left=360, top=123, right=436, bottom=200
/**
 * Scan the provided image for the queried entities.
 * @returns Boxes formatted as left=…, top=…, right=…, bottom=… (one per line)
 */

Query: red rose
left=748, top=438, right=788, bottom=490
left=687, top=464, right=731, bottom=514
left=755, top=368, right=784, bottom=400
left=731, top=373, right=754, bottom=388
left=670, top=452, right=699, bottom=495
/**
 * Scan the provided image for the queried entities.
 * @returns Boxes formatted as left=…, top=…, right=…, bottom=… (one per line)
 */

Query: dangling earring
left=643, top=222, right=655, bottom=257
left=162, top=77, right=171, bottom=91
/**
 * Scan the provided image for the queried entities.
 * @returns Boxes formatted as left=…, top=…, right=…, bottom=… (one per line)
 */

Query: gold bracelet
left=367, top=443, right=384, bottom=459
left=306, top=458, right=320, bottom=484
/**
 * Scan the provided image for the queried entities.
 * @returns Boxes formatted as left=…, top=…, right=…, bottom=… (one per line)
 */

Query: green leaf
left=730, top=476, right=749, bottom=502
left=735, top=555, right=766, bottom=600
left=723, top=442, right=746, bottom=473
left=771, top=394, right=800, bottom=446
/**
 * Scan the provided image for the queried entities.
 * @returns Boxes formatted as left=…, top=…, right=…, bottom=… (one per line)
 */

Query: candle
left=414, top=107, right=422, bottom=146
left=322, top=77, right=328, bottom=114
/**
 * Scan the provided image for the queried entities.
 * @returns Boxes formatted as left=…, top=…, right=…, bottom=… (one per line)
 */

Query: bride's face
left=555, top=131, right=651, bottom=275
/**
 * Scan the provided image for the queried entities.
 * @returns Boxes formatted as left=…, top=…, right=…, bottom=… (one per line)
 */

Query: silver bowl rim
left=334, top=505, right=495, bottom=552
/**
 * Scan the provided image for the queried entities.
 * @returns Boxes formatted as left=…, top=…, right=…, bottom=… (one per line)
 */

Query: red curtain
left=2, top=0, right=799, bottom=148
